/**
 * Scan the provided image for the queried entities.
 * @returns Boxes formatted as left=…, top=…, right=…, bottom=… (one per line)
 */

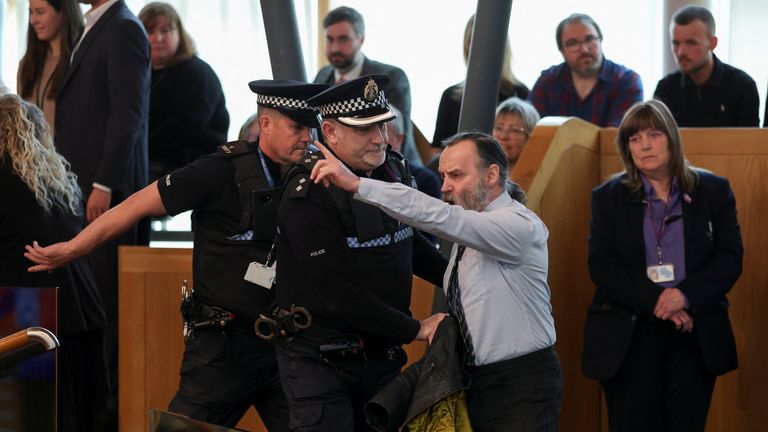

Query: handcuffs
left=254, top=304, right=312, bottom=340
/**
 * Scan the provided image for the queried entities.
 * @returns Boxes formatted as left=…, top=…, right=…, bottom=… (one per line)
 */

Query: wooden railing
left=0, top=327, right=59, bottom=373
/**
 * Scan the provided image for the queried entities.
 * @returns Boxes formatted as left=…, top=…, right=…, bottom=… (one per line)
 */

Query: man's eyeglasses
left=563, top=35, right=600, bottom=51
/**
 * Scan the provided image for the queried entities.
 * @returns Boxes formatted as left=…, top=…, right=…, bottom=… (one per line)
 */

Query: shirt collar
left=484, top=189, right=514, bottom=212
left=84, top=0, right=119, bottom=30
left=641, top=173, right=680, bottom=200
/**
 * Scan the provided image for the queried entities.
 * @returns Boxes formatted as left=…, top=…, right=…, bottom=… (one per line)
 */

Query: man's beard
left=571, top=54, right=602, bottom=78
left=329, top=53, right=354, bottom=69
left=443, top=179, right=489, bottom=211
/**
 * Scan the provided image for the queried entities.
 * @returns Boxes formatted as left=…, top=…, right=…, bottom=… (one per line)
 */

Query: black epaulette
left=218, top=140, right=254, bottom=158
left=283, top=151, right=325, bottom=199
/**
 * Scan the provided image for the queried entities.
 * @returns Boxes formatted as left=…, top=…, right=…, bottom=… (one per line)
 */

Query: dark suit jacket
left=55, top=0, right=150, bottom=199
left=583, top=171, right=742, bottom=381
left=315, top=56, right=421, bottom=164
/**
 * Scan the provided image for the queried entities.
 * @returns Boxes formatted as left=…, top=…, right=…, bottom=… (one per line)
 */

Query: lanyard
left=257, top=147, right=274, bottom=188
left=646, top=196, right=681, bottom=264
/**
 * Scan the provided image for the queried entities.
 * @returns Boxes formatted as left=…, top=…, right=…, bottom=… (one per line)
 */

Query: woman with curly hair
left=0, top=94, right=107, bottom=432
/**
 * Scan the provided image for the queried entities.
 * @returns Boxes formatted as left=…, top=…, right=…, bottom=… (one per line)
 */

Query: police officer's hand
left=416, top=312, right=447, bottom=345
left=310, top=141, right=361, bottom=192
left=24, top=240, right=79, bottom=272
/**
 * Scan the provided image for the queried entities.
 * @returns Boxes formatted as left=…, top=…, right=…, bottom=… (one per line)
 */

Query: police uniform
left=156, top=80, right=328, bottom=429
left=273, top=75, right=447, bottom=431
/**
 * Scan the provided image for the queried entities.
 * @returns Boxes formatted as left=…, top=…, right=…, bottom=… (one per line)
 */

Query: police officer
left=273, top=75, right=448, bottom=431
left=25, top=80, right=329, bottom=430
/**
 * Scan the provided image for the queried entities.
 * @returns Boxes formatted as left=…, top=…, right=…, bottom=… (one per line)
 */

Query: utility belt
left=285, top=321, right=403, bottom=368
left=179, top=280, right=255, bottom=340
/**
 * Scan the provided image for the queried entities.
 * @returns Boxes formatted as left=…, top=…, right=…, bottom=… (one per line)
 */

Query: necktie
left=446, top=245, right=476, bottom=364
left=336, top=74, right=346, bottom=84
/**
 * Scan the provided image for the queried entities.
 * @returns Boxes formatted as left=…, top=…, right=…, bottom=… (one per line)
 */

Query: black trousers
left=466, top=346, right=562, bottom=432
left=602, top=318, right=715, bottom=432
left=168, top=328, right=289, bottom=430
left=58, top=329, right=108, bottom=432
left=275, top=333, right=406, bottom=432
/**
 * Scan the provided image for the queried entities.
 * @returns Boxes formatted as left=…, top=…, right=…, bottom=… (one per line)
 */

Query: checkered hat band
left=258, top=94, right=314, bottom=111
left=318, top=92, right=387, bottom=116
left=346, top=226, right=413, bottom=249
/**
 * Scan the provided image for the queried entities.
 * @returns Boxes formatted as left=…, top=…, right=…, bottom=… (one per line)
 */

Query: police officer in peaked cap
left=25, top=79, right=329, bottom=430
left=272, top=74, right=449, bottom=431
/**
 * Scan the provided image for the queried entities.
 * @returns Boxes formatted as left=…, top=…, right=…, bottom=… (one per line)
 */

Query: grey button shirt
left=356, top=178, right=556, bottom=366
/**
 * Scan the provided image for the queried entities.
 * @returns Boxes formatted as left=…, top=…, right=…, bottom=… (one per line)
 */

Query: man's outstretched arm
left=25, top=181, right=167, bottom=272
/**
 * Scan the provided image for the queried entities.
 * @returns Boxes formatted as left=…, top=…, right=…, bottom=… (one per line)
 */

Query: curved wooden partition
left=513, top=117, right=604, bottom=431
left=512, top=118, right=768, bottom=431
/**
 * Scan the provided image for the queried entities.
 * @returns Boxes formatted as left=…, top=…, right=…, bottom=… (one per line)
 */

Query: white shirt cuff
left=92, top=182, right=112, bottom=193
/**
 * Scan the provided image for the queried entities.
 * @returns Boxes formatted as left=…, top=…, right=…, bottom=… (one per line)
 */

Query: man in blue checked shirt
left=530, top=13, right=643, bottom=127
left=273, top=74, right=447, bottom=431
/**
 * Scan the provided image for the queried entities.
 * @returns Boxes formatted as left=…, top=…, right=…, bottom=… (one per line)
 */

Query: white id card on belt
left=647, top=264, right=675, bottom=283
left=244, top=261, right=276, bottom=289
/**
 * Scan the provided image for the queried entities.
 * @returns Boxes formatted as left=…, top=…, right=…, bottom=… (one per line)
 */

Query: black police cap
left=307, top=74, right=396, bottom=127
left=248, top=79, right=329, bottom=128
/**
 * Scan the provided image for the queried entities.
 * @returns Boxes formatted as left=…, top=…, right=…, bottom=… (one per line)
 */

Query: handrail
left=0, top=326, right=59, bottom=353
left=0, top=327, right=60, bottom=373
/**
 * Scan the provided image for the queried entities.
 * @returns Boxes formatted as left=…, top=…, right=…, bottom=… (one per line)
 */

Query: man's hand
left=86, top=188, right=112, bottom=223
left=416, top=312, right=447, bottom=344
left=654, top=287, right=686, bottom=320
left=668, top=310, right=694, bottom=333
left=310, top=141, right=361, bottom=192
left=24, top=240, right=79, bottom=272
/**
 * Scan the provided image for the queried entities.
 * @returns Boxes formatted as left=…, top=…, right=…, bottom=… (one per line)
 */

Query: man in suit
left=314, top=6, right=423, bottom=166
left=54, top=0, right=150, bottom=428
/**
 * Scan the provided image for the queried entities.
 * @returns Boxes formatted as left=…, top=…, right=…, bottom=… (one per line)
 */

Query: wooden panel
left=403, top=276, right=435, bottom=367
left=144, top=273, right=185, bottom=415
left=118, top=247, right=264, bottom=431
left=515, top=117, right=603, bottom=432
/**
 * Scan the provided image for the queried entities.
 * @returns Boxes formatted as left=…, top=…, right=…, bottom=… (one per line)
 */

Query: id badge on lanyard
left=244, top=243, right=276, bottom=289
left=646, top=202, right=680, bottom=284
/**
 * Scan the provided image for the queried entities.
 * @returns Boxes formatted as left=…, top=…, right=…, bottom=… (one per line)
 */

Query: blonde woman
left=0, top=94, right=107, bottom=432
left=431, top=14, right=529, bottom=154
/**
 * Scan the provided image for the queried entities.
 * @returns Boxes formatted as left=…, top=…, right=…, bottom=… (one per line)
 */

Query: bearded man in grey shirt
left=310, top=131, right=562, bottom=431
